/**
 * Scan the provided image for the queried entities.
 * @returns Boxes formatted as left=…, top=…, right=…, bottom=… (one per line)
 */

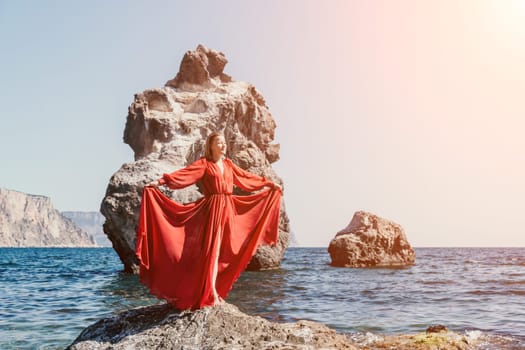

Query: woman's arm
left=148, top=158, right=207, bottom=189
left=228, top=159, right=281, bottom=192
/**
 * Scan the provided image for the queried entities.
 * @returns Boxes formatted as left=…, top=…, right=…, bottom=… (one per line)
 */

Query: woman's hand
left=146, top=180, right=159, bottom=187
left=263, top=182, right=281, bottom=192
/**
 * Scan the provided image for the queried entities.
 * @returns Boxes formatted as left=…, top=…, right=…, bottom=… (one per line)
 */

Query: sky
left=1, top=0, right=524, bottom=247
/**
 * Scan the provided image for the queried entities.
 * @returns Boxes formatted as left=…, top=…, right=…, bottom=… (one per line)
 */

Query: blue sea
left=1, top=247, right=524, bottom=349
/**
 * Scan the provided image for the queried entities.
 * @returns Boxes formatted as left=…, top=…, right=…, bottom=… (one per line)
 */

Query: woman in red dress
left=135, top=132, right=282, bottom=310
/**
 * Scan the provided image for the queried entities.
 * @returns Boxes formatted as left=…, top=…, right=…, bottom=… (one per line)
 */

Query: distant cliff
left=62, top=211, right=111, bottom=247
left=0, top=188, right=96, bottom=247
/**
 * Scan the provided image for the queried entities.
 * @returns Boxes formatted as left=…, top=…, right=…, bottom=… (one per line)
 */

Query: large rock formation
left=328, top=211, right=415, bottom=267
left=62, top=211, right=111, bottom=247
left=0, top=188, right=96, bottom=247
left=68, top=303, right=358, bottom=350
left=101, top=45, right=290, bottom=273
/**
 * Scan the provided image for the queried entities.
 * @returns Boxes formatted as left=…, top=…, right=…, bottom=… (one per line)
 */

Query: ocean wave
left=467, top=289, right=525, bottom=296
left=475, top=332, right=525, bottom=350
left=464, top=259, right=482, bottom=264
left=501, top=280, right=525, bottom=286
left=420, top=279, right=455, bottom=285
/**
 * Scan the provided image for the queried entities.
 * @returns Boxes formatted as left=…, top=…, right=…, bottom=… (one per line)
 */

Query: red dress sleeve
left=228, top=159, right=274, bottom=192
left=158, top=158, right=207, bottom=189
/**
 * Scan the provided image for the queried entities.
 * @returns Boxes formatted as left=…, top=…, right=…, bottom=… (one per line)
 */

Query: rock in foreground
left=328, top=211, right=415, bottom=267
left=68, top=303, right=492, bottom=350
left=68, top=303, right=357, bottom=350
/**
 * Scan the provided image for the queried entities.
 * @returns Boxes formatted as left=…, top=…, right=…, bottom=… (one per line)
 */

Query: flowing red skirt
left=135, top=186, right=281, bottom=310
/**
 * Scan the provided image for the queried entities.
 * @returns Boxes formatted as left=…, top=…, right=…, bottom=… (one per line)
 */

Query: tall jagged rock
left=328, top=211, right=415, bottom=267
left=101, top=45, right=290, bottom=273
left=0, top=188, right=96, bottom=247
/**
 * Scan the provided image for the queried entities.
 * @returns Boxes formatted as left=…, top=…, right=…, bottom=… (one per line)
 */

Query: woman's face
left=210, top=135, right=227, bottom=160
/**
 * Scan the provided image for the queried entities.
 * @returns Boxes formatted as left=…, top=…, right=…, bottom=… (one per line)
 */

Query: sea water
left=1, top=247, right=524, bottom=349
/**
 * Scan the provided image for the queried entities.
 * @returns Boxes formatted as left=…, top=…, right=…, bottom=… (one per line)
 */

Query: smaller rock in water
left=328, top=211, right=416, bottom=267
left=426, top=324, right=449, bottom=333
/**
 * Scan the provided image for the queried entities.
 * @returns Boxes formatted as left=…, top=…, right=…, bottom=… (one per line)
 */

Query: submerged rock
left=352, top=328, right=485, bottom=350
left=100, top=45, right=290, bottom=273
left=67, top=303, right=357, bottom=350
left=426, top=324, right=449, bottom=333
left=328, top=211, right=415, bottom=267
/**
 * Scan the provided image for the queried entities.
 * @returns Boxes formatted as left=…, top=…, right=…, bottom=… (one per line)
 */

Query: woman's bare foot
left=212, top=288, right=224, bottom=306
left=213, top=293, right=225, bottom=306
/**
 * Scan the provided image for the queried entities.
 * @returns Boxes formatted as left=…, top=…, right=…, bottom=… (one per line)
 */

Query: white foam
left=465, top=329, right=483, bottom=341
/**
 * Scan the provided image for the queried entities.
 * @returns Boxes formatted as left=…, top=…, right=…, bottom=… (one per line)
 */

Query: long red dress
left=135, top=157, right=282, bottom=310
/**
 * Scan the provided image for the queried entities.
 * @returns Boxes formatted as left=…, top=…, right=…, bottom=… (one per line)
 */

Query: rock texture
left=68, top=303, right=489, bottom=350
left=352, top=326, right=485, bottom=350
left=101, top=45, right=290, bottom=273
left=328, top=211, right=415, bottom=267
left=62, top=211, right=111, bottom=247
left=0, top=188, right=96, bottom=247
left=68, top=303, right=357, bottom=350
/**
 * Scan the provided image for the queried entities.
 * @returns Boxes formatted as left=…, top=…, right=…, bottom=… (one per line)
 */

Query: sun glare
left=487, top=0, right=525, bottom=34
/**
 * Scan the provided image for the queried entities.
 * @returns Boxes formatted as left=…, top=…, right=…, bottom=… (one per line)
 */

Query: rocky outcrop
left=68, top=303, right=489, bottom=350
left=68, top=303, right=357, bottom=350
left=62, top=211, right=111, bottom=247
left=101, top=45, right=290, bottom=273
left=0, top=188, right=96, bottom=247
left=328, top=211, right=415, bottom=267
